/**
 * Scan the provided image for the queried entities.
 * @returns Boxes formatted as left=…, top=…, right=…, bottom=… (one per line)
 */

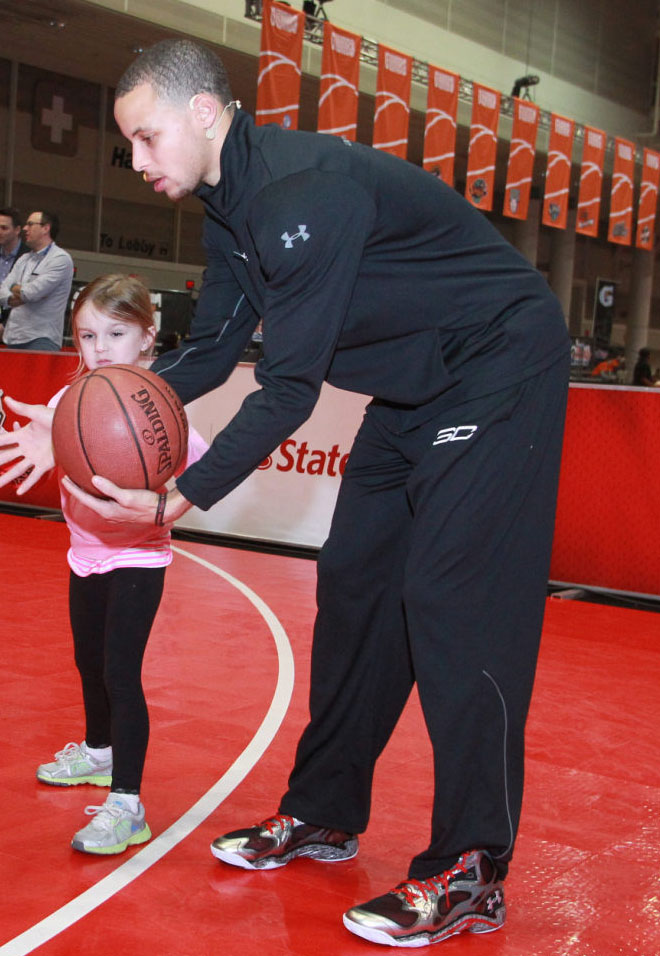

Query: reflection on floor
left=1, top=513, right=658, bottom=956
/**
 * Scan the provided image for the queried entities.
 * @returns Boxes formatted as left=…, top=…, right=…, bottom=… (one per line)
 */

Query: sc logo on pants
left=432, top=425, right=478, bottom=446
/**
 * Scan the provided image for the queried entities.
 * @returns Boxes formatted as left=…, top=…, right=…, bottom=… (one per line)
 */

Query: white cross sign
left=41, top=95, right=73, bottom=144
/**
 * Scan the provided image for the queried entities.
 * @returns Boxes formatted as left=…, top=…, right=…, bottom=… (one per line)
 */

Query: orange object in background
left=465, top=83, right=500, bottom=211
left=372, top=44, right=412, bottom=159
left=636, top=147, right=660, bottom=250
left=255, top=0, right=304, bottom=130
left=318, top=22, right=360, bottom=140
left=576, top=126, right=606, bottom=237
left=423, top=66, right=459, bottom=186
left=608, top=138, right=635, bottom=245
left=503, top=98, right=539, bottom=220
left=542, top=113, right=575, bottom=229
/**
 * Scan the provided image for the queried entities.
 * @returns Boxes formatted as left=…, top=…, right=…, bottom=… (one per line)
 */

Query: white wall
left=85, top=0, right=654, bottom=140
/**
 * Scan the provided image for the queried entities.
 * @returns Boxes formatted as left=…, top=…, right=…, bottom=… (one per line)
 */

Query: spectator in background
left=0, top=207, right=29, bottom=334
left=633, top=347, right=655, bottom=387
left=0, top=210, right=73, bottom=351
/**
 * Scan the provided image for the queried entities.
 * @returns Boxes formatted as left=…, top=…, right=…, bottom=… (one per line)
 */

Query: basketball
left=52, top=365, right=188, bottom=497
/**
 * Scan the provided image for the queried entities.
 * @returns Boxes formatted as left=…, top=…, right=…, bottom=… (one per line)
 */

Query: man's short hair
left=115, top=39, right=233, bottom=107
left=39, top=211, right=60, bottom=241
left=0, top=207, right=22, bottom=229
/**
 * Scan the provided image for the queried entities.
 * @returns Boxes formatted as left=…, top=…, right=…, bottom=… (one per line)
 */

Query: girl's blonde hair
left=71, top=274, right=156, bottom=377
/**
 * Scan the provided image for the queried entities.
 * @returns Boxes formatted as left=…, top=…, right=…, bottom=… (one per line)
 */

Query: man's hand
left=0, top=398, right=55, bottom=494
left=62, top=476, right=193, bottom=525
left=8, top=284, right=22, bottom=307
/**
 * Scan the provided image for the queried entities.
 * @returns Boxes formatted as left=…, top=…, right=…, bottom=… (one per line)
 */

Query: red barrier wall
left=550, top=383, right=660, bottom=597
left=0, top=351, right=79, bottom=508
left=1, top=352, right=658, bottom=597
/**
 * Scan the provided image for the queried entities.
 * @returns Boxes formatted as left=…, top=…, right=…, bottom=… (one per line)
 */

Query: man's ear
left=189, top=93, right=219, bottom=136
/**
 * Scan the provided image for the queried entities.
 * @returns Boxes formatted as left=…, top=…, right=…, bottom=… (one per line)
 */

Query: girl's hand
left=62, top=476, right=192, bottom=525
left=0, top=397, right=55, bottom=495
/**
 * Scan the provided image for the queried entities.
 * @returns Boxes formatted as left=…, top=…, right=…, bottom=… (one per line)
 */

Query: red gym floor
left=1, top=511, right=659, bottom=956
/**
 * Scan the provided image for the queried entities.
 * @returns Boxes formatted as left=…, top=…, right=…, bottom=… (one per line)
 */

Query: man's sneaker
left=71, top=794, right=151, bottom=855
left=343, top=849, right=506, bottom=947
left=210, top=813, right=358, bottom=870
left=36, top=741, right=112, bottom=787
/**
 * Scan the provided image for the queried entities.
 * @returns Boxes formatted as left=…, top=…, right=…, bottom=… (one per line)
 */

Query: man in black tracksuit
left=103, top=40, right=570, bottom=947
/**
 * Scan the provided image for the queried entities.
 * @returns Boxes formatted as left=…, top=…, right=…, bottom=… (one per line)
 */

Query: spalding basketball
left=52, top=365, right=188, bottom=497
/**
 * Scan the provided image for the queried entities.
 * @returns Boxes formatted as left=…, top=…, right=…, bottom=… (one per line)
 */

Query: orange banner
left=542, top=113, right=574, bottom=229
left=255, top=0, right=304, bottom=129
left=503, top=98, right=539, bottom=220
left=423, top=66, right=459, bottom=186
left=608, top=138, right=635, bottom=245
left=636, top=148, right=660, bottom=250
left=576, top=126, right=606, bottom=237
left=465, top=83, right=501, bottom=211
left=318, top=23, right=361, bottom=139
left=372, top=45, right=412, bottom=158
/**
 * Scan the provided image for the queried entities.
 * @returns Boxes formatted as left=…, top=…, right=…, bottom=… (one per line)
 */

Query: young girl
left=31, top=274, right=206, bottom=855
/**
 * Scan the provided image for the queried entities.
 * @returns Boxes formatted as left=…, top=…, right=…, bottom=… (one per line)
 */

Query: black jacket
left=155, top=110, right=568, bottom=510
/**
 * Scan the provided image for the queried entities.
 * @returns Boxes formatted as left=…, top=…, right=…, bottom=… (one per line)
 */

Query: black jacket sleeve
left=151, top=219, right=259, bottom=405
left=176, top=169, right=376, bottom=510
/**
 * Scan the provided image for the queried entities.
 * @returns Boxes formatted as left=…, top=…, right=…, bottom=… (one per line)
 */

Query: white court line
left=0, top=545, right=295, bottom=956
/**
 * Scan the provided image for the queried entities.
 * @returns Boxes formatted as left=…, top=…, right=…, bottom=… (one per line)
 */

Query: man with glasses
left=0, top=210, right=73, bottom=351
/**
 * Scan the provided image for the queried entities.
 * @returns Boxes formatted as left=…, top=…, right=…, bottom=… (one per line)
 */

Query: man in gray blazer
left=0, top=210, right=73, bottom=351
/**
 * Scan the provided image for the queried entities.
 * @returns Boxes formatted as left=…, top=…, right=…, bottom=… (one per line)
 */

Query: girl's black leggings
left=69, top=565, right=166, bottom=793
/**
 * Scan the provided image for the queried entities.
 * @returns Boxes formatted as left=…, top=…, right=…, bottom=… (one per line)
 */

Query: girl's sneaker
left=36, top=741, right=112, bottom=787
left=72, top=794, right=151, bottom=855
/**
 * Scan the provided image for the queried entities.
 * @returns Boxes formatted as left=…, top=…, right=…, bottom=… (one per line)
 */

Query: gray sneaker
left=71, top=794, right=151, bottom=855
left=343, top=849, right=506, bottom=947
left=211, top=813, right=358, bottom=870
left=36, top=741, right=112, bottom=787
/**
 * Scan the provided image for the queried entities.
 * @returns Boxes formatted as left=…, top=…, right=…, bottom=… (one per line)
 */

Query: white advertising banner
left=177, top=365, right=369, bottom=548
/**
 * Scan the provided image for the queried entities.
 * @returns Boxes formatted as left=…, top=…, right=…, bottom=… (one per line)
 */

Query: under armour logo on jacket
left=281, top=225, right=310, bottom=248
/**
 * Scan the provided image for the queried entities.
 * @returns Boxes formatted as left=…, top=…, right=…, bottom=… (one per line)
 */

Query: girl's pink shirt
left=48, top=385, right=209, bottom=576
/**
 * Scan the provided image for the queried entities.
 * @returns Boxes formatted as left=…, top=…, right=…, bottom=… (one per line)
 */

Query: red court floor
left=1, top=511, right=659, bottom=956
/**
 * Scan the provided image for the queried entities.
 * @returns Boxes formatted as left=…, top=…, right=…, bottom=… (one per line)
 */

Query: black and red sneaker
left=210, top=813, right=358, bottom=870
left=343, top=849, right=505, bottom=947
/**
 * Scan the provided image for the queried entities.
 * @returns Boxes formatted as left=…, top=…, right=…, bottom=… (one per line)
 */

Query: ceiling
left=0, top=0, right=656, bottom=156
left=0, top=0, right=261, bottom=110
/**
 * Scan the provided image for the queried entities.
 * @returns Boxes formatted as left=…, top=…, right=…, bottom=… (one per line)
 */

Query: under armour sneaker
left=343, top=849, right=506, bottom=947
left=210, top=813, right=358, bottom=870
left=36, top=741, right=112, bottom=787
left=71, top=794, right=151, bottom=855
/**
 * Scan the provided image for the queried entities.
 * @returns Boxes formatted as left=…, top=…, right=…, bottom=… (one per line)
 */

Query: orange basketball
left=52, top=365, right=188, bottom=497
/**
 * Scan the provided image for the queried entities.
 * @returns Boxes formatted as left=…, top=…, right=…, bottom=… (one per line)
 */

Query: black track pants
left=280, top=356, right=569, bottom=880
left=69, top=565, right=165, bottom=793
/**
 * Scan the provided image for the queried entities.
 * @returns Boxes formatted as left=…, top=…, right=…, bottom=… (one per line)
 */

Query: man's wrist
left=164, top=487, right=193, bottom=523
